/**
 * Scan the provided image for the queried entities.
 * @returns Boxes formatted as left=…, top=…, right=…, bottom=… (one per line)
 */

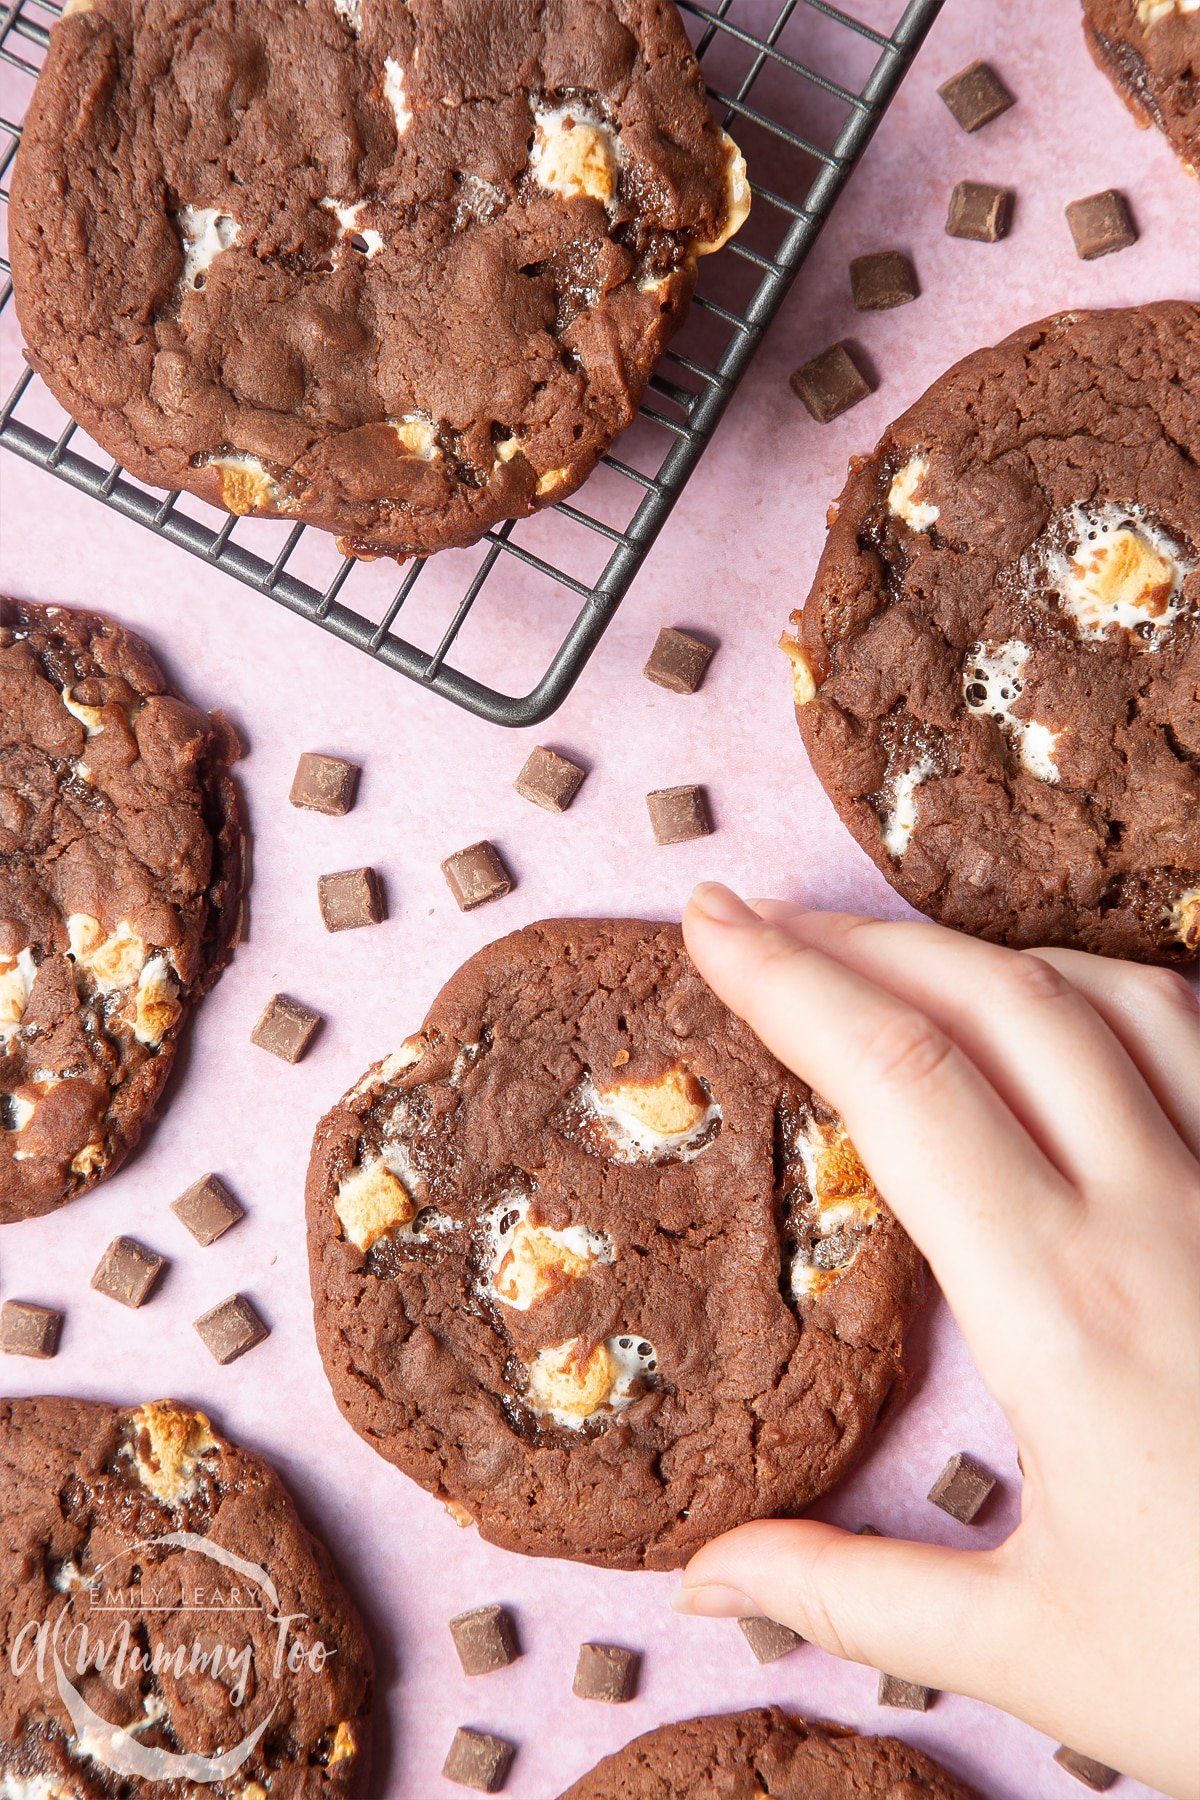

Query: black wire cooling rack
left=0, top=0, right=942, bottom=725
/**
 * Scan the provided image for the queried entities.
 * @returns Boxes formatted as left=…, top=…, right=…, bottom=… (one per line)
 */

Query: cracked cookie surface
left=1082, top=0, right=1200, bottom=172
left=785, top=302, right=1200, bottom=965
left=0, top=599, right=243, bottom=1222
left=305, top=919, right=925, bottom=1570
left=10, top=0, right=747, bottom=560
left=0, top=1396, right=373, bottom=1798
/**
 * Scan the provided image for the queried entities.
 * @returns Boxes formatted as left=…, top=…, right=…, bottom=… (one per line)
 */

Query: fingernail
left=669, top=1583, right=760, bottom=1618
left=688, top=883, right=755, bottom=926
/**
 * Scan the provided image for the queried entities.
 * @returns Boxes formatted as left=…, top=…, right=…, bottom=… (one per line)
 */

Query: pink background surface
left=1, top=0, right=1196, bottom=1794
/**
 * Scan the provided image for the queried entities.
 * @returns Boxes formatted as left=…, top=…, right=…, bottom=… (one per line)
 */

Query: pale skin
left=672, top=883, right=1200, bottom=1799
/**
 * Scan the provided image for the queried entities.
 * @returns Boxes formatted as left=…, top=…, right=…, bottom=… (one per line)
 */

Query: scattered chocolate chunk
left=790, top=342, right=872, bottom=423
left=878, top=1673, right=936, bottom=1711
left=946, top=181, right=1012, bottom=242
left=1054, top=1747, right=1119, bottom=1791
left=1066, top=190, right=1136, bottom=261
left=91, top=1237, right=167, bottom=1309
left=573, top=1642, right=640, bottom=1703
left=1, top=1299, right=62, bottom=1358
left=850, top=250, right=918, bottom=312
left=643, top=626, right=716, bottom=694
left=251, top=994, right=322, bottom=1063
left=938, top=60, right=1014, bottom=132
left=318, top=866, right=386, bottom=932
left=289, top=751, right=360, bottom=816
left=442, top=1727, right=515, bottom=1793
left=928, top=1451, right=996, bottom=1523
left=450, top=1605, right=520, bottom=1677
left=194, top=1292, right=269, bottom=1365
left=646, top=784, right=712, bottom=845
left=171, top=1174, right=245, bottom=1247
left=514, top=747, right=586, bottom=814
left=442, top=841, right=514, bottom=912
left=738, top=1616, right=804, bottom=1664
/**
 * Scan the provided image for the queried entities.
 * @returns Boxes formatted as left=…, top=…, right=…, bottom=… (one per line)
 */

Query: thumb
left=670, top=1518, right=1016, bottom=1699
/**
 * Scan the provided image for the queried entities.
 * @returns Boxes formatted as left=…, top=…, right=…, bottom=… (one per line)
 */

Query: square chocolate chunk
left=1066, top=190, right=1136, bottom=261
left=513, top=747, right=586, bottom=814
left=251, top=994, right=322, bottom=1063
left=442, top=1727, right=515, bottom=1792
left=1, top=1299, right=62, bottom=1358
left=91, top=1237, right=167, bottom=1309
left=643, top=626, right=716, bottom=694
left=646, top=784, right=712, bottom=846
left=289, top=751, right=360, bottom=816
left=790, top=343, right=872, bottom=423
left=928, top=1451, right=996, bottom=1523
left=938, top=60, right=1014, bottom=132
left=442, top=841, right=513, bottom=911
left=171, top=1174, right=245, bottom=1247
left=850, top=250, right=918, bottom=312
left=1054, top=1747, right=1119, bottom=1790
left=450, top=1605, right=520, bottom=1676
left=738, top=1616, right=804, bottom=1664
left=878, top=1673, right=935, bottom=1711
left=946, top=181, right=1012, bottom=242
left=194, top=1293, right=269, bottom=1365
left=318, top=866, right=386, bottom=932
left=573, top=1641, right=640, bottom=1703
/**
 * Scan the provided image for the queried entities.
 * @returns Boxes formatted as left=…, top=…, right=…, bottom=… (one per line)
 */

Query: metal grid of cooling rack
left=0, top=0, right=943, bottom=725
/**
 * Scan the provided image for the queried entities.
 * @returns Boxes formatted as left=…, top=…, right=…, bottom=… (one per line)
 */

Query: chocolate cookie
left=0, top=1397, right=373, bottom=1797
left=1082, top=0, right=1200, bottom=173
left=10, top=0, right=748, bottom=561
left=556, top=1708, right=985, bottom=1799
left=1, top=600, right=243, bottom=1222
left=306, top=919, right=925, bottom=1570
left=784, top=302, right=1200, bottom=965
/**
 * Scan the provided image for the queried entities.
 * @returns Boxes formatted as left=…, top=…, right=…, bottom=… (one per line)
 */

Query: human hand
left=672, top=884, right=1200, bottom=1799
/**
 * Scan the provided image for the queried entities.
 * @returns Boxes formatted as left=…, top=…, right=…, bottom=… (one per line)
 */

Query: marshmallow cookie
left=784, top=302, right=1200, bottom=964
left=1082, top=0, right=1200, bottom=172
left=0, top=601, right=243, bottom=1222
left=10, top=0, right=748, bottom=560
left=306, top=919, right=925, bottom=1570
left=0, top=1397, right=373, bottom=1796
left=556, top=1709, right=985, bottom=1800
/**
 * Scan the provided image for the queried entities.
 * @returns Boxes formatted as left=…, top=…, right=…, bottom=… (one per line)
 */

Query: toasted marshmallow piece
left=582, top=1066, right=720, bottom=1161
left=483, top=1196, right=612, bottom=1310
left=888, top=454, right=939, bottom=532
left=1045, top=505, right=1192, bottom=645
left=335, top=1150, right=422, bottom=1250
left=963, top=641, right=1060, bottom=784
left=532, top=106, right=618, bottom=205
left=525, top=1334, right=656, bottom=1429
left=126, top=1402, right=217, bottom=1505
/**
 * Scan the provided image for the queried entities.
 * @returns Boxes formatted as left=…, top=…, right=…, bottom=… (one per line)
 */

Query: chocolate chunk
left=450, top=1605, right=520, bottom=1676
left=1054, top=1747, right=1119, bottom=1790
left=938, top=61, right=1014, bottom=132
left=514, top=747, right=586, bottom=814
left=289, top=751, right=360, bottom=816
left=737, top=1616, right=804, bottom=1663
left=194, top=1292, right=269, bottom=1365
left=251, top=994, right=322, bottom=1063
left=850, top=251, right=918, bottom=312
left=318, top=867, right=385, bottom=932
left=442, top=1727, right=515, bottom=1792
left=1, top=1299, right=63, bottom=1358
left=878, top=1673, right=936, bottom=1710
left=946, top=181, right=1012, bottom=242
left=928, top=1451, right=996, bottom=1523
left=1066, top=190, right=1136, bottom=261
left=171, top=1174, right=245, bottom=1246
left=646, top=784, right=712, bottom=845
left=91, top=1236, right=167, bottom=1309
left=442, top=841, right=513, bottom=912
left=790, top=343, right=872, bottom=423
left=643, top=627, right=717, bottom=694
left=572, top=1642, right=640, bottom=1703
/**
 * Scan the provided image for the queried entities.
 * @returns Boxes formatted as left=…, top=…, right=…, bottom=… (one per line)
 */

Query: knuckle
left=859, top=1010, right=954, bottom=1090
left=1134, top=963, right=1199, bottom=1026
left=1004, top=950, right=1077, bottom=1006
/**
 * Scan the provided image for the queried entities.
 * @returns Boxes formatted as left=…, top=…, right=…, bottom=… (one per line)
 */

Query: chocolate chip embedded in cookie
left=1082, top=0, right=1200, bottom=173
left=554, top=1707, right=985, bottom=1799
left=0, top=600, right=244, bottom=1223
left=784, top=302, right=1200, bottom=965
left=0, top=1396, right=374, bottom=1796
left=306, top=919, right=926, bottom=1570
left=10, top=0, right=749, bottom=562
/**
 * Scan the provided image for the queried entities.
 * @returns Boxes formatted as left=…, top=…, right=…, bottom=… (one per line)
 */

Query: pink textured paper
left=1, top=0, right=1195, bottom=1794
